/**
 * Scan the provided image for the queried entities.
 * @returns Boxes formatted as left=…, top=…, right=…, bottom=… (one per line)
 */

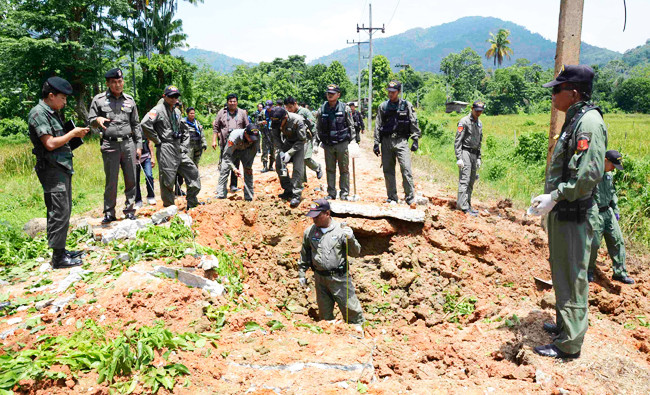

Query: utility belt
left=463, top=147, right=479, bottom=155
left=598, top=206, right=610, bottom=213
left=552, top=196, right=594, bottom=223
left=313, top=266, right=347, bottom=277
left=101, top=134, right=133, bottom=143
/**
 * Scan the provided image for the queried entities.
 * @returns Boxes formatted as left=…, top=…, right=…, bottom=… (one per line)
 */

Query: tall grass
left=417, top=110, right=650, bottom=248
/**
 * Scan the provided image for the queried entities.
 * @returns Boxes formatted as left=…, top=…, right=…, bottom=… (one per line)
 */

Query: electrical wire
left=386, top=0, right=402, bottom=28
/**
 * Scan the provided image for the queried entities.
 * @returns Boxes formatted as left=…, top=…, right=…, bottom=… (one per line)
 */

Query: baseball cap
left=387, top=80, right=402, bottom=92
left=265, top=99, right=273, bottom=107
left=542, top=64, right=595, bottom=88
left=164, top=85, right=181, bottom=97
left=348, top=101, right=357, bottom=107
left=326, top=84, right=340, bottom=94
left=472, top=101, right=485, bottom=111
left=306, top=199, right=330, bottom=217
left=46, top=77, right=73, bottom=95
left=605, top=150, right=624, bottom=170
left=245, top=123, right=260, bottom=141
left=105, top=68, right=123, bottom=80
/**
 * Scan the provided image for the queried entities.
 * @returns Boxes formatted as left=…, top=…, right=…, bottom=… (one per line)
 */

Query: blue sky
left=176, top=0, right=649, bottom=63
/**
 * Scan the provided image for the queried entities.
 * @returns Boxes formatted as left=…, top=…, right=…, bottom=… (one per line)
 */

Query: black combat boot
left=52, top=249, right=82, bottom=269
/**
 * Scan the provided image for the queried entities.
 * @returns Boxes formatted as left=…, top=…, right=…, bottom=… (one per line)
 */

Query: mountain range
left=174, top=16, right=627, bottom=75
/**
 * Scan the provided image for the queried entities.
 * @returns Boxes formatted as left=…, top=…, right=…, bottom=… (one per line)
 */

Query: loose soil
left=1, top=135, right=649, bottom=394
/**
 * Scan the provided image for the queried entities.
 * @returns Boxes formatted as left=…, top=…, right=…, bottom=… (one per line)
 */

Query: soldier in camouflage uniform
left=285, top=96, right=323, bottom=180
left=140, top=86, right=202, bottom=209
left=215, top=124, right=260, bottom=201
left=530, top=65, right=607, bottom=359
left=588, top=150, right=634, bottom=284
left=29, top=77, right=89, bottom=268
left=313, top=84, right=356, bottom=200
left=373, top=81, right=421, bottom=205
left=454, top=101, right=484, bottom=215
left=272, top=107, right=307, bottom=208
left=299, top=199, right=365, bottom=326
left=88, top=68, right=143, bottom=224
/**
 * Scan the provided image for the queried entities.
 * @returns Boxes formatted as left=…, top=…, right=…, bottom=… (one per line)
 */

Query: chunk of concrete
left=35, top=298, right=54, bottom=310
left=38, top=262, right=52, bottom=272
left=151, top=205, right=178, bottom=225
left=152, top=266, right=224, bottom=296
left=23, top=218, right=47, bottom=238
left=177, top=213, right=193, bottom=228
left=198, top=255, right=219, bottom=271
left=101, top=218, right=152, bottom=243
left=329, top=201, right=425, bottom=223
left=49, top=295, right=77, bottom=314
left=55, top=267, right=89, bottom=293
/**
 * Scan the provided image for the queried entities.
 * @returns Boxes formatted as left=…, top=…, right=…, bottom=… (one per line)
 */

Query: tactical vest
left=380, top=99, right=410, bottom=137
left=319, top=101, right=350, bottom=145
left=30, top=112, right=73, bottom=174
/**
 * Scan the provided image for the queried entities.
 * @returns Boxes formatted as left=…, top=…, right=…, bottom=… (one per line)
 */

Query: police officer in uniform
left=349, top=102, right=365, bottom=144
left=529, top=65, right=607, bottom=359
left=176, top=107, right=207, bottom=195
left=373, top=81, right=421, bottom=204
left=299, top=199, right=365, bottom=326
left=215, top=124, right=260, bottom=201
left=88, top=68, right=143, bottom=224
left=455, top=101, right=484, bottom=215
left=588, top=150, right=634, bottom=284
left=273, top=107, right=307, bottom=208
left=212, top=94, right=249, bottom=192
left=314, top=84, right=356, bottom=200
left=29, top=77, right=89, bottom=268
left=140, top=86, right=202, bottom=209
left=284, top=96, right=323, bottom=180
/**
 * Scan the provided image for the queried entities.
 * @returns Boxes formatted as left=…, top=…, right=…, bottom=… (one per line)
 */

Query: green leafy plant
left=442, top=291, right=477, bottom=323
left=243, top=321, right=261, bottom=333
left=294, top=321, right=323, bottom=334
left=266, top=320, right=285, bottom=332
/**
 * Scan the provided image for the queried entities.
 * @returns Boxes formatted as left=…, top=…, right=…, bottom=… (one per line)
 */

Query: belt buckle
left=116, top=137, right=123, bottom=142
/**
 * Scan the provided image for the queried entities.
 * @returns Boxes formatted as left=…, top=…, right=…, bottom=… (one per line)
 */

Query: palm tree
left=485, top=29, right=514, bottom=68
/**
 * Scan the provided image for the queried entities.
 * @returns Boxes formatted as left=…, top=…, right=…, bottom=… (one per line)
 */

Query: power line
left=386, top=0, right=401, bottom=28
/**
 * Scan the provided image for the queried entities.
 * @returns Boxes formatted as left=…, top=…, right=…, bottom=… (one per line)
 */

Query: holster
left=553, top=197, right=593, bottom=223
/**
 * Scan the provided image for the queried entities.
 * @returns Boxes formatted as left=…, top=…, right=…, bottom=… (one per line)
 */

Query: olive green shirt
left=374, top=99, right=421, bottom=145
left=546, top=102, right=607, bottom=202
left=296, top=106, right=316, bottom=138
left=455, top=113, right=483, bottom=160
left=28, top=100, right=73, bottom=174
left=280, top=112, right=307, bottom=156
left=594, top=172, right=619, bottom=215
left=299, top=221, right=361, bottom=274
left=88, top=90, right=143, bottom=149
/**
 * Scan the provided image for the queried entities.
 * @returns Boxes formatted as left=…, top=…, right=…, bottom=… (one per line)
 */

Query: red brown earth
left=1, top=136, right=649, bottom=394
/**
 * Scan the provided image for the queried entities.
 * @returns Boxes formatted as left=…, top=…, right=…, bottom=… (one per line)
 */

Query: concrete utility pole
left=547, top=0, right=584, bottom=169
left=346, top=39, right=368, bottom=113
left=394, top=63, right=410, bottom=99
left=357, top=2, right=384, bottom=135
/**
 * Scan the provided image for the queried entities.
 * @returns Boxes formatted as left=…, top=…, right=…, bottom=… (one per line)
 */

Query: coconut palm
left=485, top=29, right=514, bottom=68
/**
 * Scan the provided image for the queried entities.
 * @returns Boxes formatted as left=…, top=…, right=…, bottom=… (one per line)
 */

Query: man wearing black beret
left=88, top=67, right=143, bottom=224
left=28, top=77, right=90, bottom=268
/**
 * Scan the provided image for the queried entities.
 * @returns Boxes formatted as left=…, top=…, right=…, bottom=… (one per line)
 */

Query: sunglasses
left=552, top=85, right=575, bottom=94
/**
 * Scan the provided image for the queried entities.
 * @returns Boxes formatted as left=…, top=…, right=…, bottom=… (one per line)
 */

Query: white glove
left=313, top=143, right=320, bottom=154
left=341, top=226, right=354, bottom=240
left=456, top=159, right=464, bottom=169
left=281, top=152, right=291, bottom=164
left=477, top=159, right=482, bottom=168
left=299, top=277, right=307, bottom=288
left=529, top=194, right=556, bottom=216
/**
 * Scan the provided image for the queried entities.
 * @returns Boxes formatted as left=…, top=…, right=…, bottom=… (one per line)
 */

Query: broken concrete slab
left=101, top=218, right=153, bottom=243
left=49, top=295, right=77, bottom=314
left=152, top=266, right=224, bottom=296
left=198, top=255, right=219, bottom=271
left=329, top=201, right=425, bottom=223
left=55, top=267, right=89, bottom=293
left=35, top=298, right=54, bottom=310
left=177, top=213, right=192, bottom=228
left=151, top=205, right=178, bottom=225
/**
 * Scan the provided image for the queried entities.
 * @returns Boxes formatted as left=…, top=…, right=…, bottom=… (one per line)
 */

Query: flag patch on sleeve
left=457, top=125, right=463, bottom=133
left=577, top=139, right=589, bottom=151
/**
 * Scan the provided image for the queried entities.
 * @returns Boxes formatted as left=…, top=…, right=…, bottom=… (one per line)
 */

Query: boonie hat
left=164, top=85, right=181, bottom=97
left=542, top=64, right=595, bottom=88
left=306, top=199, right=330, bottom=217
left=105, top=68, right=123, bottom=80
left=472, top=101, right=485, bottom=111
left=387, top=81, right=402, bottom=92
left=326, top=84, right=340, bottom=94
left=605, top=150, right=624, bottom=170
left=46, top=77, right=73, bottom=95
left=245, top=123, right=260, bottom=141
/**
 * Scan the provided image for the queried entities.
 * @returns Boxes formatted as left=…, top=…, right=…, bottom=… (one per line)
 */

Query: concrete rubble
left=152, top=266, right=224, bottom=296
left=55, top=267, right=89, bottom=293
left=151, top=205, right=178, bottom=225
left=329, top=201, right=425, bottom=223
left=101, top=218, right=153, bottom=243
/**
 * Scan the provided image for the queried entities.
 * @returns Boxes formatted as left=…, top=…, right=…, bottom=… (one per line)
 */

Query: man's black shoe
left=613, top=275, right=635, bottom=284
left=543, top=322, right=560, bottom=335
left=66, top=249, right=85, bottom=259
left=462, top=209, right=478, bottom=217
left=101, top=214, right=117, bottom=224
left=289, top=197, right=301, bottom=208
left=261, top=166, right=269, bottom=173
left=316, top=165, right=323, bottom=179
left=385, top=198, right=397, bottom=204
left=278, top=191, right=292, bottom=200
left=125, top=213, right=137, bottom=220
left=325, top=195, right=336, bottom=200
left=533, top=344, right=580, bottom=359
left=51, top=249, right=82, bottom=269
left=587, top=272, right=594, bottom=282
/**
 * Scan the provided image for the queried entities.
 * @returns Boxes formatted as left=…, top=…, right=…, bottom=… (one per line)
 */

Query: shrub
left=514, top=131, right=547, bottom=163
left=486, top=163, right=507, bottom=181
left=0, top=118, right=28, bottom=137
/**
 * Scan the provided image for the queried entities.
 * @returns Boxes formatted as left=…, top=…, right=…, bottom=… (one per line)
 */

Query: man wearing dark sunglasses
left=529, top=64, right=607, bottom=360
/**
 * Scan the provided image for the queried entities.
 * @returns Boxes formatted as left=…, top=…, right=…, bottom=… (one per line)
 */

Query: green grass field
left=416, top=110, right=650, bottom=248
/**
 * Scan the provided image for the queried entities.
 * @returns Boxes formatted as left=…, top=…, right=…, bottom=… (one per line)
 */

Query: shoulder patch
left=227, top=140, right=234, bottom=147
left=148, top=109, right=158, bottom=119
left=457, top=125, right=464, bottom=133
left=577, top=138, right=589, bottom=151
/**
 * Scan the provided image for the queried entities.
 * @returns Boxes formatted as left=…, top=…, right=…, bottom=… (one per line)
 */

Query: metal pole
left=368, top=3, right=373, bottom=134
left=357, top=43, right=361, bottom=110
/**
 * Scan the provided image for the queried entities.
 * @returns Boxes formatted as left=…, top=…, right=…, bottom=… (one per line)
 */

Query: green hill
left=621, top=39, right=650, bottom=66
left=311, top=16, right=621, bottom=75
left=170, top=48, right=254, bottom=72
